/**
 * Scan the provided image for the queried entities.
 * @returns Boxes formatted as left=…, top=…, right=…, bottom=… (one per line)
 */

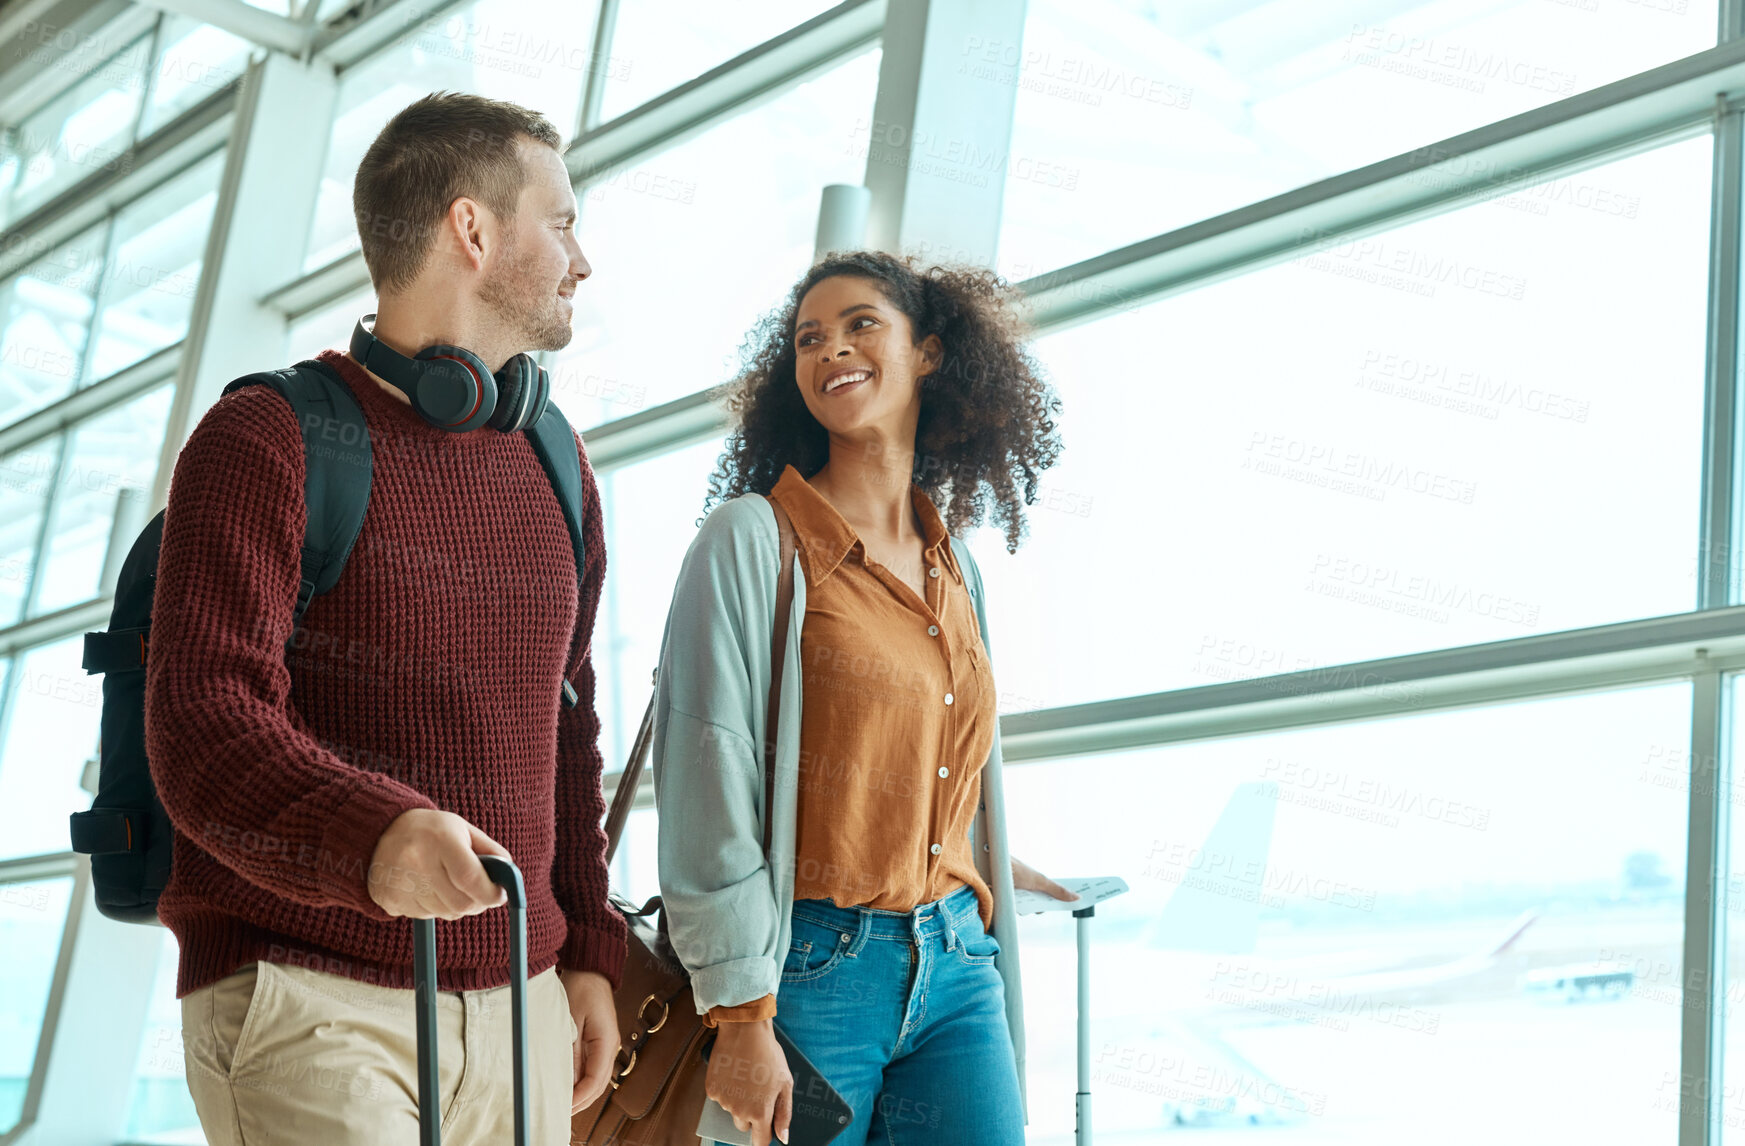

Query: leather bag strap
left=601, top=678, right=654, bottom=866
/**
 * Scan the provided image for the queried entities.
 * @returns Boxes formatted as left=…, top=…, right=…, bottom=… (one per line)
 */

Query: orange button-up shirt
left=706, top=464, right=997, bottom=1025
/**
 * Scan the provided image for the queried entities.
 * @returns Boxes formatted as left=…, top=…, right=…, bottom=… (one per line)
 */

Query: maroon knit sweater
left=144, top=348, right=627, bottom=998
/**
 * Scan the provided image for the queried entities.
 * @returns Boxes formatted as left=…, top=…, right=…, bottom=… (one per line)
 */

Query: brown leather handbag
left=572, top=497, right=797, bottom=1145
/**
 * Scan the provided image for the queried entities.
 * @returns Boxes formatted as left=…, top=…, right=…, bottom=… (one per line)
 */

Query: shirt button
left=938, top=766, right=949, bottom=778
left=928, top=567, right=940, bottom=578
left=944, top=693, right=954, bottom=705
left=928, top=625, right=939, bottom=636
left=930, top=843, right=942, bottom=855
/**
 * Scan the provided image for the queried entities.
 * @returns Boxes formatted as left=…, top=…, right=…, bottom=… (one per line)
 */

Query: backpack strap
left=227, top=360, right=586, bottom=710
left=221, top=358, right=374, bottom=633
left=523, top=403, right=588, bottom=710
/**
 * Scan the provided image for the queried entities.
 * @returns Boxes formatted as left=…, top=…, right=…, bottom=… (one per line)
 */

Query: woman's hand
left=1013, top=855, right=1079, bottom=902
left=707, top=1019, right=793, bottom=1146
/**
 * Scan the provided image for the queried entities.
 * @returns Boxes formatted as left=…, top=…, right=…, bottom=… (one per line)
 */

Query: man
left=143, top=90, right=623, bottom=1145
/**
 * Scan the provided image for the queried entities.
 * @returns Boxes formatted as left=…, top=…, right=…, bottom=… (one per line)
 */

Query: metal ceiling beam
left=128, top=0, right=310, bottom=55
left=998, top=606, right=1745, bottom=763
left=581, top=387, right=726, bottom=469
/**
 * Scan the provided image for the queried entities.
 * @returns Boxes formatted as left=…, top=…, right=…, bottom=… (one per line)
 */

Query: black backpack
left=67, top=357, right=588, bottom=924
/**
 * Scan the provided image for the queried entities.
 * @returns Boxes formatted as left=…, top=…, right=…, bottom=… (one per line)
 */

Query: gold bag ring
left=639, top=993, right=669, bottom=1034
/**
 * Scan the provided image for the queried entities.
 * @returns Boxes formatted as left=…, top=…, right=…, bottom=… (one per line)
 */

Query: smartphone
left=696, top=1022, right=853, bottom=1146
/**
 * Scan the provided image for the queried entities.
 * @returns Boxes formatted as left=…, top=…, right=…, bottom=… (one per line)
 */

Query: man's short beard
left=478, top=224, right=572, bottom=353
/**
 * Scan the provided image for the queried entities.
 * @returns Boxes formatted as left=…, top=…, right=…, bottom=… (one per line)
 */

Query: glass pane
left=593, top=436, right=725, bottom=776
left=597, top=0, right=843, bottom=122
left=0, top=35, right=150, bottom=230
left=0, top=438, right=59, bottom=627
left=139, top=16, right=254, bottom=136
left=608, top=806, right=659, bottom=908
left=285, top=286, right=375, bottom=363
left=85, top=150, right=223, bottom=381
left=1720, top=675, right=1745, bottom=1143
left=550, top=48, right=880, bottom=429
left=969, top=136, right=1709, bottom=712
left=124, top=929, right=200, bottom=1141
left=303, top=0, right=603, bottom=272
left=0, top=635, right=103, bottom=861
left=0, top=225, right=108, bottom=428
left=0, top=877, right=73, bottom=1136
left=1009, top=683, right=1687, bottom=1143
left=32, top=385, right=173, bottom=616
left=999, top=0, right=1719, bottom=278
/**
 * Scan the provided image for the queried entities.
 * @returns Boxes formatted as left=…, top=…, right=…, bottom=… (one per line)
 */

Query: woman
left=650, top=251, right=1073, bottom=1146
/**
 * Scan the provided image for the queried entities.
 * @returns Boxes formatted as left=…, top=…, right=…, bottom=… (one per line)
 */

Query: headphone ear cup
left=528, top=364, right=550, bottom=426
left=414, top=346, right=496, bottom=432
left=490, top=354, right=547, bottom=432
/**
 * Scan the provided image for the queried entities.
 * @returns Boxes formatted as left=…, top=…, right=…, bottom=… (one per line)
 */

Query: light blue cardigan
left=648, top=492, right=1028, bottom=1116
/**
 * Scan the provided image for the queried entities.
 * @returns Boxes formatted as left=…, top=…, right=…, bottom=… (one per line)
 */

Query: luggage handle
left=414, top=855, right=529, bottom=1146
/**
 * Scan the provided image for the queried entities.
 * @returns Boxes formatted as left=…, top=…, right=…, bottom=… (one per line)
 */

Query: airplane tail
left=1488, top=909, right=1538, bottom=957
left=1147, top=781, right=1279, bottom=953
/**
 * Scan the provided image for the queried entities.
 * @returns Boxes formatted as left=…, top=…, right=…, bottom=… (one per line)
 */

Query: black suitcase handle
left=414, top=855, right=529, bottom=1146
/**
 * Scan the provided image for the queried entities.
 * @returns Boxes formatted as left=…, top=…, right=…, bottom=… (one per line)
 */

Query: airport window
left=1005, top=681, right=1689, bottom=1140
left=0, top=224, right=108, bottom=428
left=998, top=0, right=1721, bottom=279
left=549, top=47, right=882, bottom=430
left=122, top=929, right=198, bottom=1141
left=301, top=0, right=606, bottom=273
left=0, top=877, right=76, bottom=1137
left=284, top=285, right=376, bottom=362
left=593, top=435, right=731, bottom=773
left=5, top=1, right=1745, bottom=1140
left=969, top=135, right=1711, bottom=712
left=84, top=151, right=223, bottom=382
left=136, top=16, right=254, bottom=138
left=0, top=634, right=100, bottom=862
left=595, top=0, right=850, bottom=124
left=29, top=383, right=173, bottom=616
left=606, top=806, right=658, bottom=908
left=0, top=436, right=59, bottom=628
left=0, top=34, right=153, bottom=231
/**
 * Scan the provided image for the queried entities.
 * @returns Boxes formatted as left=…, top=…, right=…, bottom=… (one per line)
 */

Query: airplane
left=1019, top=782, right=1544, bottom=1133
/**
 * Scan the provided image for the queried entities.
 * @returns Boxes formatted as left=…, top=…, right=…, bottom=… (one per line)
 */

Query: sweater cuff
left=702, top=994, right=776, bottom=1028
left=315, top=780, right=437, bottom=917
left=558, top=920, right=628, bottom=991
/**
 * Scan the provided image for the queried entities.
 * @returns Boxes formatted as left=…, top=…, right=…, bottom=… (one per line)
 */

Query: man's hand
left=367, top=808, right=509, bottom=919
left=561, top=968, right=619, bottom=1113
left=1013, top=855, right=1079, bottom=902
left=706, top=1019, right=792, bottom=1146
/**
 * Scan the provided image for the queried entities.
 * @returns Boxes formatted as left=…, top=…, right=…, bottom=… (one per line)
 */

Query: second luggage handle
left=414, top=854, right=529, bottom=1146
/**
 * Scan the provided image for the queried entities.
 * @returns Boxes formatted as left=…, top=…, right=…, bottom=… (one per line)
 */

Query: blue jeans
left=723, top=882, right=1025, bottom=1145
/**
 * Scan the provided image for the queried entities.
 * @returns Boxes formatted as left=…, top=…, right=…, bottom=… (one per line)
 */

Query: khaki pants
left=181, top=959, right=576, bottom=1145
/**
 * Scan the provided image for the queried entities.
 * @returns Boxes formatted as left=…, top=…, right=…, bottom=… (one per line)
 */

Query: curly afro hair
left=703, top=250, right=1063, bottom=553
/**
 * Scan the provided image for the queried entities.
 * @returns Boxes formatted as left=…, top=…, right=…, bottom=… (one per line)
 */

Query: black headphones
left=349, top=313, right=551, bottom=433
